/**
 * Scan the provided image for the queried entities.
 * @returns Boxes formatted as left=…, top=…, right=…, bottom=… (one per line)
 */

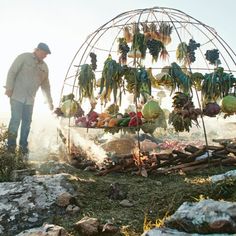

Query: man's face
left=36, top=49, right=48, bottom=60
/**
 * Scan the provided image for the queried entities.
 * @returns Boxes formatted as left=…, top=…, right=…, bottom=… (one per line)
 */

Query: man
left=5, top=42, right=54, bottom=154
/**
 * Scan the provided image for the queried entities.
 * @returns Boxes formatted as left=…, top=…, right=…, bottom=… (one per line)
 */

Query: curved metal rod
left=163, top=8, right=210, bottom=149
left=60, top=7, right=236, bottom=154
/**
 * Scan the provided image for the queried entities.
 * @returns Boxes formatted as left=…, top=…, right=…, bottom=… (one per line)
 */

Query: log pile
left=96, top=138, right=236, bottom=176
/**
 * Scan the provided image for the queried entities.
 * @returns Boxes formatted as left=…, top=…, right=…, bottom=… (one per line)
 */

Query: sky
left=1, top=0, right=236, bottom=111
left=0, top=0, right=236, bottom=154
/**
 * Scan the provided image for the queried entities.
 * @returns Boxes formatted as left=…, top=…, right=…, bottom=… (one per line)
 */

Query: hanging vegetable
left=118, top=37, right=130, bottom=65
left=190, top=72, right=204, bottom=91
left=141, top=109, right=167, bottom=134
left=146, top=39, right=167, bottom=63
left=123, top=66, right=151, bottom=103
left=158, top=21, right=173, bottom=45
left=99, top=56, right=123, bottom=105
left=141, top=21, right=151, bottom=39
left=187, top=39, right=200, bottom=63
left=139, top=67, right=152, bottom=103
left=168, top=92, right=201, bottom=132
left=142, top=99, right=162, bottom=121
left=176, top=39, right=200, bottom=65
left=201, top=67, right=236, bottom=106
left=123, top=26, right=133, bottom=43
left=170, top=62, right=192, bottom=94
left=60, top=99, right=79, bottom=118
left=89, top=52, right=97, bottom=71
left=149, top=22, right=160, bottom=40
left=78, top=64, right=96, bottom=103
left=123, top=67, right=139, bottom=94
left=203, top=102, right=221, bottom=117
left=176, top=42, right=188, bottom=65
left=128, top=23, right=146, bottom=59
left=205, top=49, right=220, bottom=65
left=147, top=68, right=161, bottom=89
left=221, top=95, right=236, bottom=117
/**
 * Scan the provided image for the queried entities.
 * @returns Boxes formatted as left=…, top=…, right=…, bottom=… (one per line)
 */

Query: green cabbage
left=221, top=95, right=236, bottom=114
left=142, top=99, right=162, bottom=120
left=61, top=100, right=78, bottom=117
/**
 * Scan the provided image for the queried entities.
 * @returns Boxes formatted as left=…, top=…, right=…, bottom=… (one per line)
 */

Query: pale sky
left=0, top=0, right=236, bottom=117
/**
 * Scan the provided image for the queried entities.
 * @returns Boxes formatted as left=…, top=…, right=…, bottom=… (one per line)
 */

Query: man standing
left=5, top=42, right=54, bottom=154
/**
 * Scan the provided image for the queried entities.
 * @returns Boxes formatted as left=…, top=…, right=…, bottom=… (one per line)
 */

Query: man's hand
left=5, top=89, right=13, bottom=97
left=49, top=103, right=54, bottom=111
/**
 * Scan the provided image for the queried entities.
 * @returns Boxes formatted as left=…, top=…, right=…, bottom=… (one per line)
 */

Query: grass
left=50, top=165, right=236, bottom=235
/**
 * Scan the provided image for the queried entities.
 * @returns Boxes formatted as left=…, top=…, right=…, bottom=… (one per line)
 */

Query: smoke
left=70, top=127, right=108, bottom=164
left=28, top=112, right=67, bottom=162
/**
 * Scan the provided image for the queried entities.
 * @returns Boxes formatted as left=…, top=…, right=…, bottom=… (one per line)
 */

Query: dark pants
left=8, top=99, right=34, bottom=153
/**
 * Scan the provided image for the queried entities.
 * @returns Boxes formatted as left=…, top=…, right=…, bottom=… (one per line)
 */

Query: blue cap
left=37, top=42, right=51, bottom=54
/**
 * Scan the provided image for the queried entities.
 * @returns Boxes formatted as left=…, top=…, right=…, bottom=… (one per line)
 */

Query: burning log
left=97, top=157, right=135, bottom=176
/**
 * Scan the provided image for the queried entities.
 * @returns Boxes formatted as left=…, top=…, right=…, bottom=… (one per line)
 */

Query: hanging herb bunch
left=158, top=21, right=173, bottom=45
left=128, top=23, right=146, bottom=59
left=78, top=64, right=96, bottom=103
left=99, top=56, right=124, bottom=106
left=123, top=26, right=133, bottom=43
left=176, top=39, right=200, bottom=65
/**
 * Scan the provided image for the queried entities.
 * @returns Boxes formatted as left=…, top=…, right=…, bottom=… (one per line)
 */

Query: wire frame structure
left=59, top=7, right=236, bottom=152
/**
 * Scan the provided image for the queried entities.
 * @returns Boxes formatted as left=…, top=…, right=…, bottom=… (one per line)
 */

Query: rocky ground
left=1, top=157, right=236, bottom=235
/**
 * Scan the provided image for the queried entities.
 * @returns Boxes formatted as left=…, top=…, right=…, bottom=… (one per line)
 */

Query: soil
left=48, top=164, right=236, bottom=235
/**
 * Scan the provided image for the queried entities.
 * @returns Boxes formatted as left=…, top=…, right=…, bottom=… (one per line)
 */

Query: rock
left=0, top=173, right=77, bottom=235
left=66, top=204, right=80, bottom=214
left=210, top=169, right=236, bottom=183
left=141, top=227, right=236, bottom=236
left=108, top=182, right=127, bottom=200
left=11, top=168, right=36, bottom=181
left=119, top=199, right=133, bottom=207
left=16, top=223, right=68, bottom=236
left=74, top=216, right=99, bottom=235
left=56, top=192, right=73, bottom=207
left=100, top=222, right=119, bottom=234
left=142, top=227, right=192, bottom=236
left=165, top=199, right=236, bottom=234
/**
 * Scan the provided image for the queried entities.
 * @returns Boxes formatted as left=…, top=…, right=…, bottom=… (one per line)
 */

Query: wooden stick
left=182, top=157, right=236, bottom=172
left=184, top=145, right=200, bottom=153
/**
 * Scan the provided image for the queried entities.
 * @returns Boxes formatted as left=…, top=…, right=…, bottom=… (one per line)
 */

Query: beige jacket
left=5, top=52, right=53, bottom=106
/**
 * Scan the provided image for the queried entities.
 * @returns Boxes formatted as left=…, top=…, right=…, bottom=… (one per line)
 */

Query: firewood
left=151, top=153, right=173, bottom=160
left=96, top=158, right=135, bottom=176
left=204, top=145, right=225, bottom=151
left=157, top=158, right=208, bottom=173
left=182, top=148, right=207, bottom=163
left=184, top=145, right=200, bottom=153
left=172, top=150, right=189, bottom=158
left=211, top=149, right=230, bottom=159
left=182, top=157, right=236, bottom=172
left=225, top=147, right=236, bottom=155
left=154, top=156, right=236, bottom=174
left=212, top=138, right=235, bottom=146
